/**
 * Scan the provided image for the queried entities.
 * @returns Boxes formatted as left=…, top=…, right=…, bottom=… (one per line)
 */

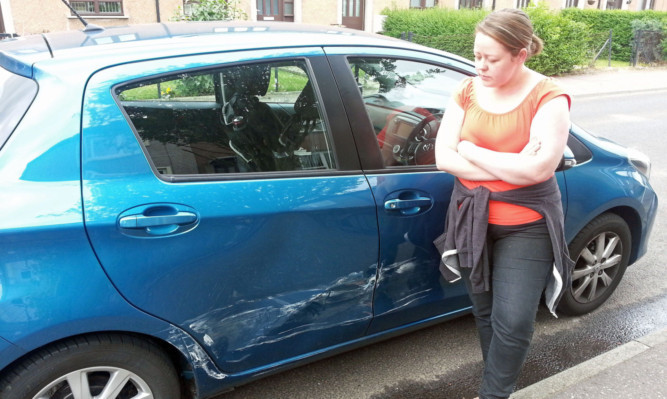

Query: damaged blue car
left=0, top=21, right=657, bottom=399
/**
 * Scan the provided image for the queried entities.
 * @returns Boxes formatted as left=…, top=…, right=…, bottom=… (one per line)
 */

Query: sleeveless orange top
left=454, top=77, right=571, bottom=225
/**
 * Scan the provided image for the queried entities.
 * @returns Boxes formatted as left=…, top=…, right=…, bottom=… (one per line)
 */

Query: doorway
left=342, top=0, right=364, bottom=30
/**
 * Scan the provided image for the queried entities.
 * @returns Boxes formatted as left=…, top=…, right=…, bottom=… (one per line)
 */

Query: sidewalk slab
left=512, top=328, right=667, bottom=399
left=555, top=67, right=667, bottom=98
left=549, top=340, right=667, bottom=399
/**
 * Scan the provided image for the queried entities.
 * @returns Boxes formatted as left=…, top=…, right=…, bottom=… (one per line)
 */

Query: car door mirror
left=556, top=146, right=576, bottom=172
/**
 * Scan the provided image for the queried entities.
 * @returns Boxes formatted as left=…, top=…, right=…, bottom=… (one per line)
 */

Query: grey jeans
left=461, top=220, right=553, bottom=399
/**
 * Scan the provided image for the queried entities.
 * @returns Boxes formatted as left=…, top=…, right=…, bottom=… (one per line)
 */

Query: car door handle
left=119, top=212, right=197, bottom=229
left=384, top=197, right=432, bottom=210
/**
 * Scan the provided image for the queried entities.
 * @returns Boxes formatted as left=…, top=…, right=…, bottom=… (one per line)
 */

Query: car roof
left=0, top=21, right=471, bottom=78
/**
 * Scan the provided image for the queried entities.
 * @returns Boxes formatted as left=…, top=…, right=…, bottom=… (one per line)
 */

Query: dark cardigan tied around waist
left=433, top=177, right=575, bottom=317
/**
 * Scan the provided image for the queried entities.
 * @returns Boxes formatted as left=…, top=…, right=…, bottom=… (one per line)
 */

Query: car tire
left=0, top=333, right=180, bottom=399
left=558, top=213, right=631, bottom=316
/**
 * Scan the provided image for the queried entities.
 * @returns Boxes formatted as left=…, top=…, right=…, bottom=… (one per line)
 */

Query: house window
left=410, top=0, right=438, bottom=8
left=640, top=0, right=655, bottom=9
left=183, top=0, right=199, bottom=16
left=284, top=0, right=294, bottom=17
left=516, top=0, right=530, bottom=7
left=257, top=0, right=294, bottom=22
left=70, top=1, right=123, bottom=16
left=564, top=0, right=579, bottom=7
left=459, top=0, right=483, bottom=8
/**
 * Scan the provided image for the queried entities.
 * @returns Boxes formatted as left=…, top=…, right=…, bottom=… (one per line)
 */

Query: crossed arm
left=434, top=95, right=570, bottom=185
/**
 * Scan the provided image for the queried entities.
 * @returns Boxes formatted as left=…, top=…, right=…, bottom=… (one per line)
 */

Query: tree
left=173, top=0, right=247, bottom=21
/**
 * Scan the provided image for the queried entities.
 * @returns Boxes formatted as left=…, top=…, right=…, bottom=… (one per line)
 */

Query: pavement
left=510, top=66, right=667, bottom=399
left=512, top=328, right=667, bottom=399
left=554, top=66, right=667, bottom=98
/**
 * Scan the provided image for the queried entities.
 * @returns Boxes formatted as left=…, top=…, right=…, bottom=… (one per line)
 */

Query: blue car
left=0, top=21, right=657, bottom=399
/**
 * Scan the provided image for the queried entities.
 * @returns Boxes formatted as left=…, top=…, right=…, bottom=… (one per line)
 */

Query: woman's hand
left=456, top=140, right=477, bottom=160
left=520, top=137, right=541, bottom=156
left=454, top=95, right=569, bottom=186
left=435, top=99, right=499, bottom=181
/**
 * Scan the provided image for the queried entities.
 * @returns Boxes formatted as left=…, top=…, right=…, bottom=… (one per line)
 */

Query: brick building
left=1, top=0, right=664, bottom=37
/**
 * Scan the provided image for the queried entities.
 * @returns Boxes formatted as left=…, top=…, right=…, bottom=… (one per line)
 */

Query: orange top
left=454, top=77, right=571, bottom=225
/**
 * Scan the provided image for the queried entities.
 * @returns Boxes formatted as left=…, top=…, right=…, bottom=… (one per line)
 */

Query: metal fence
left=588, top=30, right=614, bottom=67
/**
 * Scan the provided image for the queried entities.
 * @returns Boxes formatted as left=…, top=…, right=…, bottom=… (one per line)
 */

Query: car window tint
left=120, top=75, right=215, bottom=102
left=116, top=60, right=336, bottom=175
left=0, top=67, right=38, bottom=150
left=347, top=57, right=465, bottom=167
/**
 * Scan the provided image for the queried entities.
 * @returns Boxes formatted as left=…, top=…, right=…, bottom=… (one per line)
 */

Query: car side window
left=116, top=60, right=336, bottom=175
left=347, top=57, right=466, bottom=167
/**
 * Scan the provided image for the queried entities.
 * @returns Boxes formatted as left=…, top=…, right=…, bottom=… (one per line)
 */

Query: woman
left=434, top=9, right=574, bottom=399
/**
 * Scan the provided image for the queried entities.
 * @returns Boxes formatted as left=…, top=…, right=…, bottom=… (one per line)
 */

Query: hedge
left=561, top=8, right=667, bottom=62
left=525, top=4, right=590, bottom=75
left=382, top=8, right=485, bottom=60
left=381, top=5, right=666, bottom=75
left=382, top=7, right=487, bottom=37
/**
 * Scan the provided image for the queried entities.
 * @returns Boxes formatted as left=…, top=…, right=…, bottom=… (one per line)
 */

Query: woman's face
left=473, top=32, right=524, bottom=88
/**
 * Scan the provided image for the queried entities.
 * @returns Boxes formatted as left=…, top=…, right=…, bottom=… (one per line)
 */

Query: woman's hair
left=475, top=8, right=543, bottom=59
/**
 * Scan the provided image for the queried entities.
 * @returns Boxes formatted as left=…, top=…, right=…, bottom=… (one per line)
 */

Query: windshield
left=0, top=67, right=38, bottom=150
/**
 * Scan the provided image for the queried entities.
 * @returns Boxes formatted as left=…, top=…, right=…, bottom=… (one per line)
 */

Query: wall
left=301, top=1, right=338, bottom=26
left=8, top=0, right=182, bottom=35
left=366, top=0, right=459, bottom=32
left=6, top=0, right=664, bottom=36
left=492, top=0, right=518, bottom=8
left=627, top=0, right=667, bottom=10
left=0, top=0, right=13, bottom=33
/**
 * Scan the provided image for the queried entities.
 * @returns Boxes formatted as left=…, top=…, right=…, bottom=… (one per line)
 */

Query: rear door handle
left=118, top=204, right=199, bottom=237
left=119, top=212, right=197, bottom=228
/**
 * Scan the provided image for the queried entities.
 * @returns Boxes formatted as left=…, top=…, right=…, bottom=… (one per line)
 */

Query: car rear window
left=0, top=67, right=38, bottom=150
left=116, top=59, right=337, bottom=176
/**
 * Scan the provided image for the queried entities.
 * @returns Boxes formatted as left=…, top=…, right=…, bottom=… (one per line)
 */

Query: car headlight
left=627, top=148, right=651, bottom=180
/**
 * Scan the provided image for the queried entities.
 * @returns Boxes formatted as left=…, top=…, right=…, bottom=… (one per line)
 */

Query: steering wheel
left=394, top=113, right=438, bottom=165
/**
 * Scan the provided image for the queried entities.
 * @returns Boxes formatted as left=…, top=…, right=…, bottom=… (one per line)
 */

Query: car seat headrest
left=225, top=64, right=272, bottom=97
left=294, top=81, right=318, bottom=120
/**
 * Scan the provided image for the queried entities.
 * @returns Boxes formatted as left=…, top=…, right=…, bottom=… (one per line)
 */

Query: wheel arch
left=566, top=204, right=643, bottom=266
left=0, top=328, right=229, bottom=399
left=599, top=206, right=642, bottom=266
left=0, top=331, right=192, bottom=397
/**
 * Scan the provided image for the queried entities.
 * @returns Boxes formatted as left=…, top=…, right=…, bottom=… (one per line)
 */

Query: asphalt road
left=213, top=89, right=667, bottom=399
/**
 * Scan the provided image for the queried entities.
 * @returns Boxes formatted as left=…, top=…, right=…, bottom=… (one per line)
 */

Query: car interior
left=348, top=57, right=449, bottom=167
left=117, top=60, right=335, bottom=176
